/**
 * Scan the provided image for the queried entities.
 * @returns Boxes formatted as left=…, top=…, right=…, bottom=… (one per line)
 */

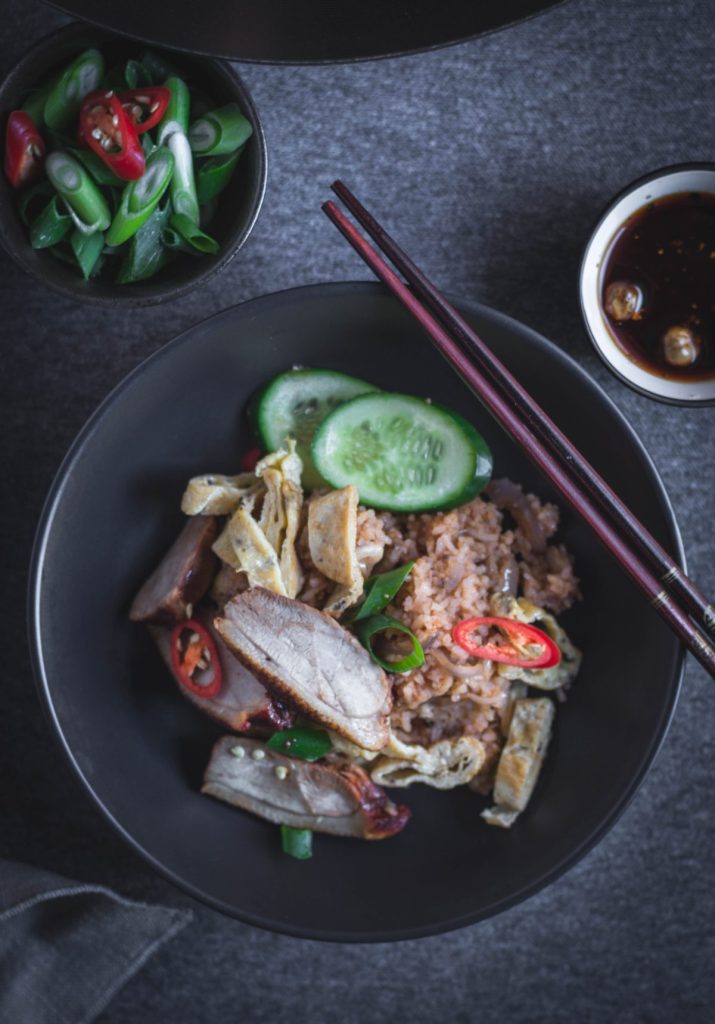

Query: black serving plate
left=30, top=282, right=683, bottom=940
left=48, top=0, right=570, bottom=64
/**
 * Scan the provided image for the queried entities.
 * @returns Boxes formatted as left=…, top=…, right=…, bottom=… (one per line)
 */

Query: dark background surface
left=1, top=0, right=714, bottom=1020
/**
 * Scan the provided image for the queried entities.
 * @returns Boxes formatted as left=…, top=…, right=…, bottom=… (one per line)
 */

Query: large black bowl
left=0, top=23, right=267, bottom=306
left=29, top=282, right=683, bottom=940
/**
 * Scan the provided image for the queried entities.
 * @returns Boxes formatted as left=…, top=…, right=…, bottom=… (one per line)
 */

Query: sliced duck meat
left=214, top=588, right=392, bottom=751
left=150, top=610, right=294, bottom=732
left=202, top=736, right=410, bottom=839
left=130, top=516, right=219, bottom=624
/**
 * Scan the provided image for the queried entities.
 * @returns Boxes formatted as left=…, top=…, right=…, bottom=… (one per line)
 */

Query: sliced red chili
left=240, top=446, right=261, bottom=472
left=170, top=618, right=223, bottom=698
left=79, top=90, right=145, bottom=181
left=117, top=87, right=171, bottom=135
left=4, top=111, right=45, bottom=188
left=452, top=616, right=561, bottom=669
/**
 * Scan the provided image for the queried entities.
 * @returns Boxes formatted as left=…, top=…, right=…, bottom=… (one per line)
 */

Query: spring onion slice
left=29, top=195, right=72, bottom=249
left=140, top=49, right=179, bottom=83
left=157, top=75, right=190, bottom=144
left=169, top=211, right=219, bottom=254
left=18, top=181, right=53, bottom=226
left=167, top=130, right=199, bottom=224
left=124, top=58, right=150, bottom=89
left=346, top=561, right=415, bottom=623
left=280, top=826, right=313, bottom=861
left=45, top=152, right=111, bottom=234
left=106, top=146, right=174, bottom=246
left=188, top=103, right=253, bottom=156
left=266, top=727, right=332, bottom=762
left=69, top=148, right=124, bottom=187
left=43, top=49, right=104, bottom=131
left=196, top=150, right=240, bottom=205
left=353, top=614, right=426, bottom=674
left=116, top=200, right=172, bottom=284
left=70, top=227, right=104, bottom=279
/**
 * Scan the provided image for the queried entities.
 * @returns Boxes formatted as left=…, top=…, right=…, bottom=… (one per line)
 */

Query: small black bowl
left=0, top=22, right=267, bottom=306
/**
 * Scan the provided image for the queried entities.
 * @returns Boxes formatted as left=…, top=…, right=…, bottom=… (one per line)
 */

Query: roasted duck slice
left=202, top=736, right=410, bottom=839
left=151, top=609, right=294, bottom=732
left=214, top=588, right=391, bottom=751
left=130, top=516, right=218, bottom=624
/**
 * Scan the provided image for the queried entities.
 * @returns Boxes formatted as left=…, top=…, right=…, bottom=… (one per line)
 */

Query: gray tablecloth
left=1, top=0, right=714, bottom=1021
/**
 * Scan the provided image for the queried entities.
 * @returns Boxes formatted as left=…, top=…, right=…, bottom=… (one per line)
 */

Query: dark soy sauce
left=601, top=191, right=715, bottom=380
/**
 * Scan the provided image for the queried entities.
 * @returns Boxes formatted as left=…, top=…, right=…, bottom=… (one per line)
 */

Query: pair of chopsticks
left=322, top=181, right=715, bottom=681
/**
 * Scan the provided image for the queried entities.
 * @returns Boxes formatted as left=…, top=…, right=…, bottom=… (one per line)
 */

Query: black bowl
left=0, top=23, right=266, bottom=306
left=29, top=282, right=684, bottom=940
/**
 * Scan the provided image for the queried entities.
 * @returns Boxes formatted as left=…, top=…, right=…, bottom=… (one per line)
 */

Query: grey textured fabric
left=0, top=0, right=714, bottom=1022
left=0, top=861, right=191, bottom=1024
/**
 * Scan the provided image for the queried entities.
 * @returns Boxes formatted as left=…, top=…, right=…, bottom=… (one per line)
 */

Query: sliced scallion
left=266, top=727, right=332, bottom=762
left=18, top=181, right=53, bottom=226
left=70, top=227, right=104, bottom=279
left=280, top=826, right=313, bottom=861
left=169, top=211, right=219, bottom=254
left=106, top=146, right=174, bottom=246
left=124, top=58, right=150, bottom=89
left=196, top=150, right=240, bottom=205
left=157, top=75, right=190, bottom=144
left=43, top=48, right=104, bottom=132
left=188, top=103, right=253, bottom=156
left=29, top=195, right=72, bottom=249
left=353, top=614, right=426, bottom=674
left=69, top=148, right=124, bottom=187
left=167, top=130, right=199, bottom=223
left=45, top=152, right=111, bottom=234
left=116, top=200, right=172, bottom=284
left=346, top=561, right=415, bottom=623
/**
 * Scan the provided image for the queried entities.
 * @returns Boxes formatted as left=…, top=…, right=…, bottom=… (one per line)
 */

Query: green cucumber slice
left=311, top=392, right=492, bottom=512
left=251, top=368, right=380, bottom=489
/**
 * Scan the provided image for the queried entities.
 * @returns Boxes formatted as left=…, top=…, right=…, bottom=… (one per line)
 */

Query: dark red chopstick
left=322, top=196, right=715, bottom=681
left=330, top=179, right=715, bottom=643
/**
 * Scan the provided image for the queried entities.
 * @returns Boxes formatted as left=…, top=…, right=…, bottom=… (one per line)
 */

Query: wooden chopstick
left=331, top=179, right=715, bottom=643
left=322, top=194, right=715, bottom=680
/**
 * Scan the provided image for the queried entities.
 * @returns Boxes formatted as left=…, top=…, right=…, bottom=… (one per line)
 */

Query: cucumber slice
left=251, top=369, right=380, bottom=489
left=311, top=393, right=492, bottom=513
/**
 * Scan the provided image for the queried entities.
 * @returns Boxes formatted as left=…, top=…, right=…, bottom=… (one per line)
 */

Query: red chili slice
left=170, top=618, right=223, bottom=698
left=240, top=446, right=262, bottom=472
left=452, top=616, right=561, bottom=669
left=117, top=87, right=171, bottom=135
left=79, top=89, right=145, bottom=181
left=4, top=111, right=45, bottom=188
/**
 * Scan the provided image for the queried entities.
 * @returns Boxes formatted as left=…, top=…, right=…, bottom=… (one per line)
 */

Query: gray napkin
left=0, top=859, right=192, bottom=1024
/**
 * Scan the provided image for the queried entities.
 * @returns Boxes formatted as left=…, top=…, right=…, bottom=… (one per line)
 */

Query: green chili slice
left=45, top=151, right=111, bottom=234
left=29, top=195, right=72, bottom=249
left=188, top=103, right=253, bottom=156
left=346, top=561, right=415, bottom=623
left=43, top=48, right=104, bottom=132
left=266, top=727, right=332, bottom=762
left=70, top=227, right=105, bottom=279
left=167, top=130, right=199, bottom=223
left=157, top=75, right=190, bottom=144
left=168, top=211, right=219, bottom=254
left=280, top=826, right=313, bottom=861
left=353, top=613, right=425, bottom=674
left=116, top=200, right=172, bottom=284
left=196, top=150, right=240, bottom=205
left=106, top=146, right=174, bottom=246
left=22, top=79, right=56, bottom=126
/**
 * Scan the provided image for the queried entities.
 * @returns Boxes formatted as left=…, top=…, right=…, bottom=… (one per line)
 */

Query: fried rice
left=298, top=480, right=580, bottom=788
